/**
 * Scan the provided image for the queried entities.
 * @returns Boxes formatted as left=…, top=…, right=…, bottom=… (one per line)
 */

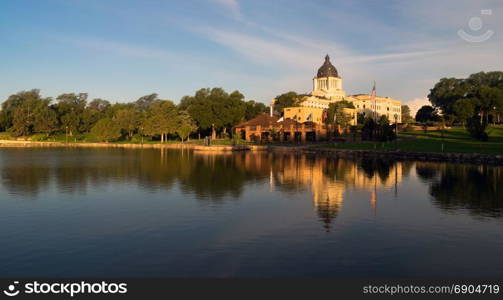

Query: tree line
left=0, top=88, right=268, bottom=142
left=416, top=71, right=503, bottom=140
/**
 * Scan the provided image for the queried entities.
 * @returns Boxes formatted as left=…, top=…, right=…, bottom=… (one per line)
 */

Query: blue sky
left=1, top=0, right=502, bottom=113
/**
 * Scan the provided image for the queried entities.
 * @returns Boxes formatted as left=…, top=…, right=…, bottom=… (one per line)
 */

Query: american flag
left=370, top=81, right=376, bottom=119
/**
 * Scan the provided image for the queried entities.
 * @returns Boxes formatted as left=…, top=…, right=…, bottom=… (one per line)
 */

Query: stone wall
left=294, top=148, right=503, bottom=165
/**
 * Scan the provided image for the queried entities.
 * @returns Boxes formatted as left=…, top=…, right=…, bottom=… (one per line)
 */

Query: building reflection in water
left=4, top=148, right=500, bottom=231
left=235, top=153, right=405, bottom=231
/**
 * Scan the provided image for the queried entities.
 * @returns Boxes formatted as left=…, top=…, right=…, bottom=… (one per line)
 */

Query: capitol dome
left=317, top=55, right=339, bottom=78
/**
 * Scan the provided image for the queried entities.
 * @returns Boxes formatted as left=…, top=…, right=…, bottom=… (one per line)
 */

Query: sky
left=1, top=0, right=502, bottom=114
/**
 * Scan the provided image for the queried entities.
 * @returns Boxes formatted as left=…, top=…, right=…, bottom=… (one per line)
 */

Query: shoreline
left=1, top=140, right=503, bottom=165
left=0, top=140, right=266, bottom=152
left=297, top=148, right=503, bottom=166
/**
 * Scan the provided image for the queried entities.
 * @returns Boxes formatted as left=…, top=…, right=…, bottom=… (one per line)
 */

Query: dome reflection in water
left=0, top=148, right=502, bottom=277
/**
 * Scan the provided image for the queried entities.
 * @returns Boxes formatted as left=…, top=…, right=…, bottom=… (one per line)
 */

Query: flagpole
left=373, top=81, right=377, bottom=121
left=370, top=81, right=377, bottom=144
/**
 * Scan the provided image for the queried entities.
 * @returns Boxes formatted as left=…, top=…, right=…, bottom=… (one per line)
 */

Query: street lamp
left=65, top=126, right=68, bottom=143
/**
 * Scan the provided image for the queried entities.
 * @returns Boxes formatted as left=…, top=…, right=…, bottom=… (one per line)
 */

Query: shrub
left=466, top=116, right=489, bottom=141
left=377, top=116, right=396, bottom=142
left=361, top=117, right=376, bottom=141
left=131, top=134, right=143, bottom=143
left=28, top=133, right=48, bottom=141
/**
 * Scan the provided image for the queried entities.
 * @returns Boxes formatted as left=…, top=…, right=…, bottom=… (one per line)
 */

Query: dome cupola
left=317, top=55, right=339, bottom=78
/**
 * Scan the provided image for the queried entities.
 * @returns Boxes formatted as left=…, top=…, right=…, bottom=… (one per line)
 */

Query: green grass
left=323, top=126, right=503, bottom=155
left=5, top=126, right=503, bottom=155
left=0, top=132, right=15, bottom=140
left=0, top=131, right=255, bottom=146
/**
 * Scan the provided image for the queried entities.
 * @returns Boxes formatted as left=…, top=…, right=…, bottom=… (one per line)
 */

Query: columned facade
left=310, top=55, right=345, bottom=100
left=294, top=54, right=401, bottom=122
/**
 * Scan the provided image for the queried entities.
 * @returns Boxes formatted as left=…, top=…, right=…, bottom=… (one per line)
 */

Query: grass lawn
left=323, top=126, right=503, bottom=155
left=0, top=132, right=256, bottom=146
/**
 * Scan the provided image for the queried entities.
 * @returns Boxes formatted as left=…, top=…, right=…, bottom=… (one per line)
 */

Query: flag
left=370, top=81, right=376, bottom=100
left=370, top=81, right=376, bottom=119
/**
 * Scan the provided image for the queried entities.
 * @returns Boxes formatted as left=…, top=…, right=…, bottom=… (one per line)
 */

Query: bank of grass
left=322, top=126, right=503, bottom=155
left=0, top=132, right=255, bottom=146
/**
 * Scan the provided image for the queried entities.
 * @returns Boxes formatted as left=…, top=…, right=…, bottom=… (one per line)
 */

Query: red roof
left=235, top=113, right=279, bottom=127
left=236, top=113, right=309, bottom=129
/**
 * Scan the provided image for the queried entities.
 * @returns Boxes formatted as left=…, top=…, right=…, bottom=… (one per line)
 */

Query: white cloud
left=405, top=98, right=431, bottom=115
left=49, top=0, right=503, bottom=105
left=196, top=13, right=503, bottom=103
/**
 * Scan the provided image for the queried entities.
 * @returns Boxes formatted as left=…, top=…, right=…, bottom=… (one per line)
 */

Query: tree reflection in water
left=1, top=148, right=501, bottom=229
left=416, top=162, right=503, bottom=218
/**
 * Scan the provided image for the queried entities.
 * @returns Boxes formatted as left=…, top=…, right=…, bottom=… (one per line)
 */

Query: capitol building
left=281, top=55, right=402, bottom=123
left=235, top=54, right=402, bottom=143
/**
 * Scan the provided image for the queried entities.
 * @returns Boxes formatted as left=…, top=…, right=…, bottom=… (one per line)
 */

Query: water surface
left=0, top=148, right=502, bottom=277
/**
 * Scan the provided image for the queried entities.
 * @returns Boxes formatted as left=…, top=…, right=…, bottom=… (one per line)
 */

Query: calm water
left=0, top=148, right=502, bottom=277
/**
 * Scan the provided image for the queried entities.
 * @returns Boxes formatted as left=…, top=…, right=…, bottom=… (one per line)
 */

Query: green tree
left=476, top=86, right=503, bottom=124
left=0, top=111, right=8, bottom=131
left=33, top=105, right=58, bottom=136
left=466, top=116, right=488, bottom=141
left=273, top=91, right=303, bottom=116
left=428, top=71, right=503, bottom=117
left=176, top=111, right=197, bottom=142
left=377, top=115, right=396, bottom=142
left=55, top=93, right=88, bottom=136
left=401, top=105, right=413, bottom=124
left=182, top=88, right=246, bottom=139
left=80, top=109, right=101, bottom=133
left=10, top=96, right=53, bottom=137
left=88, top=98, right=111, bottom=113
left=428, top=78, right=469, bottom=115
left=244, top=100, right=268, bottom=120
left=135, top=93, right=159, bottom=112
left=91, top=118, right=121, bottom=142
left=326, top=101, right=355, bottom=135
left=415, top=105, right=440, bottom=123
left=2, top=89, right=45, bottom=130
left=116, top=108, right=141, bottom=139
left=143, top=100, right=178, bottom=142
left=452, top=98, right=476, bottom=126
left=218, top=90, right=246, bottom=137
left=361, top=116, right=377, bottom=141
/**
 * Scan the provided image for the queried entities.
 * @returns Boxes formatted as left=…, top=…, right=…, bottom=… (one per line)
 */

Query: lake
left=0, top=148, right=502, bottom=277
